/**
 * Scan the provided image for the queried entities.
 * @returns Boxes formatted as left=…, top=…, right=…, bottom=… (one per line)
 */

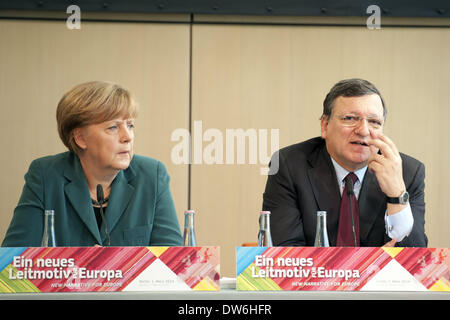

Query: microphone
left=345, top=175, right=354, bottom=196
left=345, top=175, right=357, bottom=247
left=96, top=184, right=111, bottom=246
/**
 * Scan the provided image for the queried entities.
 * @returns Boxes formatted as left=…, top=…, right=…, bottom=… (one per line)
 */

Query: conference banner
left=236, top=247, right=449, bottom=291
left=0, top=246, right=220, bottom=293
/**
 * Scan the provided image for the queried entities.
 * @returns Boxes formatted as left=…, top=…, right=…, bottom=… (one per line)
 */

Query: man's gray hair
left=322, top=78, right=387, bottom=120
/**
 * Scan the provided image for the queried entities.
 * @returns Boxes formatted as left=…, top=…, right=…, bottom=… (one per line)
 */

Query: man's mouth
left=350, top=141, right=369, bottom=147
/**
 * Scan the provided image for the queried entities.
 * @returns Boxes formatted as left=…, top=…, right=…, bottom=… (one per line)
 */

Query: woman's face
left=75, top=117, right=135, bottom=173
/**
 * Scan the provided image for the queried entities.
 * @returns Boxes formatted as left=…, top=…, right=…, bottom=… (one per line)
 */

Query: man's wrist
left=387, top=190, right=409, bottom=205
left=386, top=202, right=408, bottom=216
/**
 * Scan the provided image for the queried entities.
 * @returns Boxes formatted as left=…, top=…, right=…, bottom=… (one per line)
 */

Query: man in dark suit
left=263, top=79, right=427, bottom=247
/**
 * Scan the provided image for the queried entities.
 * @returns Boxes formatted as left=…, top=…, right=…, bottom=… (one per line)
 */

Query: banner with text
left=0, top=246, right=220, bottom=293
left=236, top=247, right=449, bottom=291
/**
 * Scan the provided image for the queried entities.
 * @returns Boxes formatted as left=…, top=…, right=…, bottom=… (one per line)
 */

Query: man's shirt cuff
left=385, top=203, right=414, bottom=241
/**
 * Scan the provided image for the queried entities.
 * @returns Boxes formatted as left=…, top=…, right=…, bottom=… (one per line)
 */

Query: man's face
left=320, top=94, right=384, bottom=172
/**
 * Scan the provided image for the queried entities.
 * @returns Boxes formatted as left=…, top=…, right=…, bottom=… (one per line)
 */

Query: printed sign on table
left=236, top=247, right=449, bottom=291
left=0, top=246, right=220, bottom=293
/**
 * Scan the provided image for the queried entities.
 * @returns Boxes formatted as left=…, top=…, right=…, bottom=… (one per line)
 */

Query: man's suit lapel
left=305, top=140, right=386, bottom=246
left=64, top=154, right=102, bottom=244
left=358, top=170, right=386, bottom=243
left=307, top=143, right=341, bottom=245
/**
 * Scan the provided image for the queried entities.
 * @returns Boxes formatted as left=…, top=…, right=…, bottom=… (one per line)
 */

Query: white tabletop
left=0, top=278, right=448, bottom=300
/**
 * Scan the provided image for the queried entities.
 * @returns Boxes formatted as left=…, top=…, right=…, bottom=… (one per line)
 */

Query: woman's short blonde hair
left=56, top=81, right=138, bottom=154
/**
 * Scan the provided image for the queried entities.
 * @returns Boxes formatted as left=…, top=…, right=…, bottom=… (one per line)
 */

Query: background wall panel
left=1, top=15, right=449, bottom=279
left=0, top=19, right=191, bottom=241
left=191, top=24, right=450, bottom=276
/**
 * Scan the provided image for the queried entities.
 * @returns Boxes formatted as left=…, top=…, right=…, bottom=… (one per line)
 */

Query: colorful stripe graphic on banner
left=236, top=247, right=449, bottom=291
left=0, top=246, right=220, bottom=293
left=389, top=248, right=449, bottom=290
left=158, top=246, right=220, bottom=290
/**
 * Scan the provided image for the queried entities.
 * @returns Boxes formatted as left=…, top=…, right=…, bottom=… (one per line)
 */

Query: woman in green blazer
left=2, top=81, right=183, bottom=247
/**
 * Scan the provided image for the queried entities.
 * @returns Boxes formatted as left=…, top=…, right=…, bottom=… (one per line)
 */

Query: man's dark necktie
left=336, top=172, right=360, bottom=246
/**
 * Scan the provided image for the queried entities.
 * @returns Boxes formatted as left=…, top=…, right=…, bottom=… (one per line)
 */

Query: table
left=0, top=283, right=448, bottom=300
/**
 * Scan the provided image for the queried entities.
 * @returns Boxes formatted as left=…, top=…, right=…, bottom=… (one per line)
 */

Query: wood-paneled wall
left=0, top=18, right=190, bottom=249
left=1, top=15, right=449, bottom=277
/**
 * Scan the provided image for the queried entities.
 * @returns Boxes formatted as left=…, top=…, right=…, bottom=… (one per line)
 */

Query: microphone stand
left=96, top=184, right=111, bottom=246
